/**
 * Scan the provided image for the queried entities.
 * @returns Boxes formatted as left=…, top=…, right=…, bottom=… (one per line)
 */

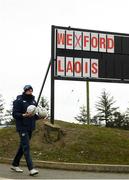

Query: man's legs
left=12, top=131, right=33, bottom=170
left=20, top=131, right=33, bottom=170
left=12, top=143, right=24, bottom=167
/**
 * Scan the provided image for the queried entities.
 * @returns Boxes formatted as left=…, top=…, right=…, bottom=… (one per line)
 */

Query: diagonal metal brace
left=36, top=59, right=51, bottom=106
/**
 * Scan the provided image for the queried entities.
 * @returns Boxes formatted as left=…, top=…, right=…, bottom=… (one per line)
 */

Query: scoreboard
left=51, top=25, right=129, bottom=83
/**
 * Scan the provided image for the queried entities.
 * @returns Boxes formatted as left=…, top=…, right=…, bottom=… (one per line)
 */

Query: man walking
left=11, top=85, right=39, bottom=176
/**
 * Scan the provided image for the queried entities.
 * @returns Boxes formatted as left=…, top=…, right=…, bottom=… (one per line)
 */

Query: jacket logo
left=21, top=133, right=26, bottom=137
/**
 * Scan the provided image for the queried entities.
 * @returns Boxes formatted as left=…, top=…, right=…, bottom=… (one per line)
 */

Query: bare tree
left=0, top=94, right=4, bottom=124
left=4, top=101, right=15, bottom=125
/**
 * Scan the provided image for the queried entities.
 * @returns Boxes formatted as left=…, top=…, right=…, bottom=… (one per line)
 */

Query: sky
left=1, top=0, right=129, bottom=122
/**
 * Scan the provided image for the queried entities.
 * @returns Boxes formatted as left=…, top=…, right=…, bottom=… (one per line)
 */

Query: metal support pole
left=36, top=59, right=51, bottom=106
left=86, top=80, right=90, bottom=125
left=50, top=26, right=55, bottom=124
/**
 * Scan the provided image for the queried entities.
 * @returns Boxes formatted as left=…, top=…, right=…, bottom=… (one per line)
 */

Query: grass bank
left=0, top=120, right=129, bottom=165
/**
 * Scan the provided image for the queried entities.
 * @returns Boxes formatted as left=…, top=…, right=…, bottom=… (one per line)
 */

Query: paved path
left=0, top=163, right=129, bottom=179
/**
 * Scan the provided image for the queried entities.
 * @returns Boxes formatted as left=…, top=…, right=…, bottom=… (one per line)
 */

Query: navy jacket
left=12, top=93, right=39, bottom=132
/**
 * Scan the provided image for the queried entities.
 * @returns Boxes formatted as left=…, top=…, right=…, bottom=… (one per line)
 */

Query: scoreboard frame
left=50, top=25, right=129, bottom=123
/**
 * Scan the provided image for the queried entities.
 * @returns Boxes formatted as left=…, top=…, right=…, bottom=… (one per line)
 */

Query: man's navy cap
left=23, top=85, right=33, bottom=92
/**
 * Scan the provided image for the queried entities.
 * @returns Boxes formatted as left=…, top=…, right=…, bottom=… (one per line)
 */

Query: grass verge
left=0, top=120, right=129, bottom=165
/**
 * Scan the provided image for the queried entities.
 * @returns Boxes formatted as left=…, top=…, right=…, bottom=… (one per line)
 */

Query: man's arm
left=12, top=100, right=23, bottom=119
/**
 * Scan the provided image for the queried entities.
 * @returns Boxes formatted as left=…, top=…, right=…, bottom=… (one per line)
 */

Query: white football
left=27, top=105, right=37, bottom=115
left=37, top=107, right=48, bottom=118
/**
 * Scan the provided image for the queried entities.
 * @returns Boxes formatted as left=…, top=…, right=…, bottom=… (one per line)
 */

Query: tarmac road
left=0, top=163, right=129, bottom=179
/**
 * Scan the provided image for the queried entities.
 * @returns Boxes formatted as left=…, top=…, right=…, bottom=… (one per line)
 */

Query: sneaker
left=11, top=166, right=23, bottom=173
left=29, top=168, right=39, bottom=176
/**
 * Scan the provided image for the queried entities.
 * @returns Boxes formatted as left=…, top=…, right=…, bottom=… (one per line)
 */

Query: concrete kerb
left=1, top=157, right=129, bottom=173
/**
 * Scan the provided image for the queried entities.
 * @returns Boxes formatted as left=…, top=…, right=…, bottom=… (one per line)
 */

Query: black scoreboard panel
left=52, top=26, right=129, bottom=83
left=115, top=36, right=129, bottom=55
left=99, top=54, right=124, bottom=79
left=55, top=35, right=129, bottom=81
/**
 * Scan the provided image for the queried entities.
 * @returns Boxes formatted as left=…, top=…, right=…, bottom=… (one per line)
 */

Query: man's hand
left=22, top=112, right=33, bottom=117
